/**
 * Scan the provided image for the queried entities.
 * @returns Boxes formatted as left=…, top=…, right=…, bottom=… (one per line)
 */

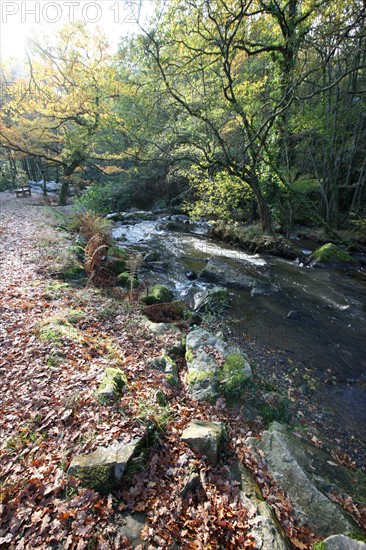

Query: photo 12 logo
left=1, top=1, right=142, bottom=25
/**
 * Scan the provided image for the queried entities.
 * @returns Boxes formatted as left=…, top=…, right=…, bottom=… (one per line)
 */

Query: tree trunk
left=59, top=178, right=70, bottom=205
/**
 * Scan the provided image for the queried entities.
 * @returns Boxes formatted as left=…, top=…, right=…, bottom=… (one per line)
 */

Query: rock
left=144, top=320, right=178, bottom=336
left=68, top=437, right=145, bottom=495
left=200, top=258, right=254, bottom=289
left=95, top=368, right=126, bottom=402
left=170, top=214, right=190, bottom=223
left=186, top=270, right=197, bottom=280
left=106, top=212, right=120, bottom=220
left=107, top=257, right=126, bottom=275
left=148, top=354, right=179, bottom=386
left=230, top=462, right=290, bottom=549
left=185, top=328, right=252, bottom=402
left=193, top=286, right=230, bottom=314
left=199, top=258, right=277, bottom=294
left=181, top=420, right=225, bottom=464
left=163, top=354, right=179, bottom=386
left=144, top=251, right=159, bottom=263
left=322, top=535, right=366, bottom=549
left=117, top=512, right=146, bottom=548
left=249, top=422, right=363, bottom=538
left=310, top=243, right=358, bottom=266
left=180, top=469, right=201, bottom=498
left=123, top=211, right=154, bottom=221
left=142, top=284, right=174, bottom=305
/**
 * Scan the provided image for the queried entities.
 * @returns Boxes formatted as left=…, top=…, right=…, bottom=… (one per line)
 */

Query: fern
left=125, top=252, right=143, bottom=300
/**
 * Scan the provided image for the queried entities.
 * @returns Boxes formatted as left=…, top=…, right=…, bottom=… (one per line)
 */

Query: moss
left=218, top=353, right=251, bottom=394
left=66, top=309, right=86, bottom=324
left=311, top=243, right=357, bottom=264
left=313, top=543, right=326, bottom=550
left=349, top=532, right=366, bottom=543
left=142, top=284, right=173, bottom=305
left=59, top=264, right=85, bottom=281
left=187, top=368, right=216, bottom=386
left=39, top=320, right=82, bottom=344
left=185, top=348, right=195, bottom=363
left=71, top=463, right=114, bottom=495
left=104, top=368, right=127, bottom=395
left=43, top=281, right=70, bottom=300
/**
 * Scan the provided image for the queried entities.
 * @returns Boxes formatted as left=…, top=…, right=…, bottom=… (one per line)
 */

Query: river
left=112, top=214, right=366, bottom=452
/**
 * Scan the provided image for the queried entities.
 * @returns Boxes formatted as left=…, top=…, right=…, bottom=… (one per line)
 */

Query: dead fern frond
left=84, top=233, right=115, bottom=286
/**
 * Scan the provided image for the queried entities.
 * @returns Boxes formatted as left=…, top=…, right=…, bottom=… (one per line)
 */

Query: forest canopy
left=0, top=0, right=365, bottom=233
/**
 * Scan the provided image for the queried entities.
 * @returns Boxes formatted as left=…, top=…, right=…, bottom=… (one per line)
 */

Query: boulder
left=185, top=328, right=252, bottom=402
left=199, top=258, right=277, bottom=295
left=193, top=286, right=230, bottom=314
left=322, top=535, right=366, bottom=549
left=230, top=462, right=290, bottom=549
left=310, top=243, right=358, bottom=266
left=249, top=422, right=363, bottom=538
left=181, top=420, right=225, bottom=464
left=142, top=284, right=174, bottom=305
left=68, top=437, right=145, bottom=495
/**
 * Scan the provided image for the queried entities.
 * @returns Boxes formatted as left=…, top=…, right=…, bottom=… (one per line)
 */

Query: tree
left=0, top=22, right=120, bottom=204
left=138, top=0, right=365, bottom=230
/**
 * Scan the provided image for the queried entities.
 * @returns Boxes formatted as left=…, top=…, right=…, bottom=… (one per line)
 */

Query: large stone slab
left=249, top=422, right=362, bottom=538
left=181, top=420, right=225, bottom=464
left=68, top=437, right=145, bottom=495
left=185, top=328, right=252, bottom=402
left=230, top=462, right=290, bottom=550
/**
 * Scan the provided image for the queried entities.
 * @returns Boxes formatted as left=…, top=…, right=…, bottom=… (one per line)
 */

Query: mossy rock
left=95, top=367, right=127, bottom=402
left=142, top=284, right=173, bottom=305
left=163, top=354, right=179, bottom=386
left=310, top=243, right=357, bottom=265
left=39, top=319, right=82, bottom=345
left=68, top=437, right=145, bottom=495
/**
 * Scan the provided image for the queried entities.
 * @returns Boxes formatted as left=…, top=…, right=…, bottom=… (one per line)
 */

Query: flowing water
left=113, top=215, right=366, bottom=444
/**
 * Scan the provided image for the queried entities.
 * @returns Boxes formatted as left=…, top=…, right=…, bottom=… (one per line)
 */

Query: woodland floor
left=0, top=192, right=364, bottom=549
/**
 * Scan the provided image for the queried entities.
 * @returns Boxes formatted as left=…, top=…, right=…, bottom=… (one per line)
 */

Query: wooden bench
left=15, top=185, right=32, bottom=197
